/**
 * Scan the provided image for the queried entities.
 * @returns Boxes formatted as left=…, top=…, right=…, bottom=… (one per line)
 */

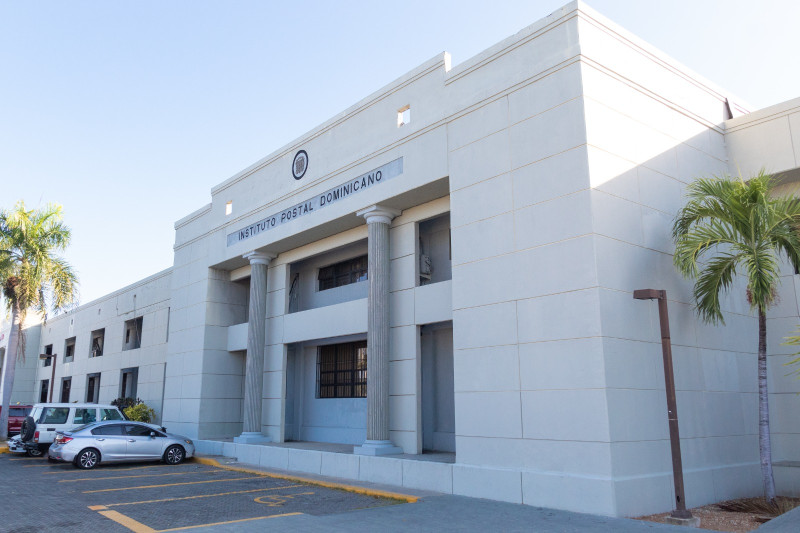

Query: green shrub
left=124, top=402, right=156, bottom=423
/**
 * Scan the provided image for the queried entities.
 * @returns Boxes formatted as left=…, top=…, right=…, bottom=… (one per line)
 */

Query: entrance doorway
left=421, top=322, right=455, bottom=453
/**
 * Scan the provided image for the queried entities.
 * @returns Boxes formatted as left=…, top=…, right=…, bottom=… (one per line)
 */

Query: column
left=235, top=250, right=276, bottom=444
left=354, top=205, right=403, bottom=456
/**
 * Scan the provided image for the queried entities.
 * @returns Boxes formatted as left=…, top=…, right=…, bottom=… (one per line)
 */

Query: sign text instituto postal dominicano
left=227, top=157, right=403, bottom=246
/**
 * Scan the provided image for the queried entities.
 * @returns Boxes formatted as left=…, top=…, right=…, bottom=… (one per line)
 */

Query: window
left=9, top=407, right=30, bottom=417
left=73, top=408, right=97, bottom=425
left=91, top=424, right=124, bottom=436
left=43, top=344, right=53, bottom=367
left=40, top=379, right=49, bottom=403
left=126, top=424, right=159, bottom=437
left=120, top=367, right=139, bottom=399
left=397, top=105, right=411, bottom=127
left=122, top=317, right=142, bottom=351
left=318, top=255, right=368, bottom=291
left=64, top=337, right=76, bottom=362
left=225, top=201, right=233, bottom=216
left=86, top=373, right=101, bottom=403
left=90, top=329, right=104, bottom=357
left=60, top=377, right=71, bottom=403
left=38, top=407, right=68, bottom=424
left=100, top=408, right=123, bottom=421
left=317, top=341, right=367, bottom=399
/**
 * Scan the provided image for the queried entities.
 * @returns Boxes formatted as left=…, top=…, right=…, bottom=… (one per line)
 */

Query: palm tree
left=673, top=170, right=800, bottom=505
left=0, top=202, right=78, bottom=440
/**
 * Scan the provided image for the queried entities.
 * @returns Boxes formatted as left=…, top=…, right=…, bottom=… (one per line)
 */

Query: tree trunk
left=0, top=302, right=21, bottom=440
left=758, top=307, right=777, bottom=504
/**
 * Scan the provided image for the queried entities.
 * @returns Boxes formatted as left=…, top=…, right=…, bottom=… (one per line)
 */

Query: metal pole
left=634, top=289, right=693, bottom=521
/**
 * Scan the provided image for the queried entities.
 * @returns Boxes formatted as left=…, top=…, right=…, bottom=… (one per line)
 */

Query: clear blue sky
left=1, top=0, right=798, bottom=306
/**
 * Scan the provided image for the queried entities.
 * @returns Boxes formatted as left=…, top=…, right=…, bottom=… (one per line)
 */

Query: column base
left=665, top=515, right=700, bottom=528
left=353, top=440, right=403, bottom=456
left=233, top=432, right=272, bottom=444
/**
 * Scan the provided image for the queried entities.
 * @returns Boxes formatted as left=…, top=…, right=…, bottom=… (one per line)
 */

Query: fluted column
left=235, top=250, right=276, bottom=444
left=354, top=205, right=402, bottom=456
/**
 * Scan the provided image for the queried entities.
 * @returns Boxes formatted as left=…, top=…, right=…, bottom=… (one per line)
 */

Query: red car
left=1, top=404, right=33, bottom=435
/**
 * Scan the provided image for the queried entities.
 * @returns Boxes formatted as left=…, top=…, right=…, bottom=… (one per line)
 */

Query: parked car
left=10, top=403, right=126, bottom=457
left=48, top=421, right=194, bottom=469
left=0, top=404, right=32, bottom=435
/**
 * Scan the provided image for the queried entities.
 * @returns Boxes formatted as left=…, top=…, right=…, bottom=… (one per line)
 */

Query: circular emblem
left=292, top=150, right=308, bottom=180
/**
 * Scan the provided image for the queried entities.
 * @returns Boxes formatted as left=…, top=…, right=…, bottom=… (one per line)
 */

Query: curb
left=0, top=442, right=9, bottom=454
left=191, top=455, right=419, bottom=503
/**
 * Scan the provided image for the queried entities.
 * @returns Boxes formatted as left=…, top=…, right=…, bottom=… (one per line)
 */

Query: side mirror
left=150, top=431, right=157, bottom=437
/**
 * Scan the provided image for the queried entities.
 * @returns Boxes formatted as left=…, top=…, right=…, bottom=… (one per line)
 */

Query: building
left=2, top=0, right=800, bottom=517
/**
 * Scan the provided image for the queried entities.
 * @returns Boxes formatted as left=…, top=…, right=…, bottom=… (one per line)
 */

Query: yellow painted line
left=156, top=512, right=303, bottom=532
left=88, top=505, right=108, bottom=510
left=83, top=475, right=264, bottom=494
left=103, top=484, right=304, bottom=507
left=8, top=457, right=41, bottom=461
left=97, top=509, right=156, bottom=533
left=192, top=456, right=419, bottom=503
left=45, top=464, right=172, bottom=475
left=23, top=464, right=52, bottom=467
left=60, top=471, right=204, bottom=483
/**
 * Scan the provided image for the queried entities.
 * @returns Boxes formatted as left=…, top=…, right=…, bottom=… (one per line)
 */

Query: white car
left=13, top=403, right=126, bottom=456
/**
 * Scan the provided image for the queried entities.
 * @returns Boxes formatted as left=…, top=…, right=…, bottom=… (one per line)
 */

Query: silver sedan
left=48, top=421, right=195, bottom=469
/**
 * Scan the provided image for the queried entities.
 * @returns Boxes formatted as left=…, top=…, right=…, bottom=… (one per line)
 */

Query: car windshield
left=100, top=408, right=123, bottom=421
left=68, top=424, right=94, bottom=433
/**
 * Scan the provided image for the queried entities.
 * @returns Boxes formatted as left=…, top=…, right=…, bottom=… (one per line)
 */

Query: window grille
left=317, top=341, right=367, bottom=398
left=317, top=255, right=368, bottom=291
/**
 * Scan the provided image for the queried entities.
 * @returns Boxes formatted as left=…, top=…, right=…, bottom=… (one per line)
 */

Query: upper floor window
left=122, top=318, right=143, bottom=351
left=64, top=337, right=76, bottom=362
left=318, top=255, right=368, bottom=291
left=90, top=329, right=105, bottom=357
left=43, top=344, right=53, bottom=367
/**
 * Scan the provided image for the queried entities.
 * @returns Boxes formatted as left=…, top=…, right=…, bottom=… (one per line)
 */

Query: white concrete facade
left=4, top=0, right=800, bottom=518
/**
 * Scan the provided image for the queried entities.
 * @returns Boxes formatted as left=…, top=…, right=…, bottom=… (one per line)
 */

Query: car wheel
left=164, top=445, right=185, bottom=465
left=75, top=448, right=100, bottom=469
left=26, top=448, right=43, bottom=457
left=19, top=416, right=35, bottom=442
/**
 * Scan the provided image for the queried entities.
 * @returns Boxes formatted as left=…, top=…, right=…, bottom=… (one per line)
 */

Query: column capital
left=243, top=251, right=276, bottom=265
left=357, top=205, right=401, bottom=225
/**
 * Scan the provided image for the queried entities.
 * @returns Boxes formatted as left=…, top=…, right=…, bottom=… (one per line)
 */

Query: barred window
left=318, top=255, right=368, bottom=291
left=317, top=341, right=367, bottom=398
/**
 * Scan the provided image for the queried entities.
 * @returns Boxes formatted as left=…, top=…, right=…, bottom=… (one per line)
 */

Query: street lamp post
left=633, top=289, right=700, bottom=528
left=39, top=352, right=57, bottom=403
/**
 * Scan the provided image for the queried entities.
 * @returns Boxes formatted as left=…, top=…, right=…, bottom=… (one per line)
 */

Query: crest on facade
left=292, top=150, right=308, bottom=180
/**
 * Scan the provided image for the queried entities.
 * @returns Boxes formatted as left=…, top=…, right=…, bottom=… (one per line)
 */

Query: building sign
left=292, top=150, right=308, bottom=180
left=227, top=157, right=403, bottom=247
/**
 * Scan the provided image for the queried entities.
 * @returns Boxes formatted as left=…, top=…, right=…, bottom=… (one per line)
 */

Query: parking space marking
left=83, top=475, right=266, bottom=493
left=92, top=506, right=303, bottom=533
left=156, top=512, right=303, bottom=532
left=102, top=484, right=305, bottom=507
left=97, top=510, right=156, bottom=533
left=60, top=471, right=205, bottom=482
left=253, top=491, right=314, bottom=506
left=23, top=463, right=52, bottom=467
left=8, top=457, right=41, bottom=461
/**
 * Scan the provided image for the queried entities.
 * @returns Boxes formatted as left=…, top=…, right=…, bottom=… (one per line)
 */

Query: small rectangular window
left=397, top=105, right=411, bottom=127
left=86, top=373, right=101, bottom=403
left=60, top=377, right=71, bottom=403
left=119, top=367, right=139, bottom=399
left=316, top=341, right=367, bottom=399
left=225, top=201, right=233, bottom=216
left=43, top=344, right=53, bottom=367
left=317, top=255, right=368, bottom=291
left=64, top=337, right=76, bottom=362
left=122, top=318, right=143, bottom=351
left=90, top=329, right=105, bottom=357
left=40, top=379, right=49, bottom=403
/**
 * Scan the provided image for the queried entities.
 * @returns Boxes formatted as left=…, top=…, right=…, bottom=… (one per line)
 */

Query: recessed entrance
left=420, top=321, right=455, bottom=453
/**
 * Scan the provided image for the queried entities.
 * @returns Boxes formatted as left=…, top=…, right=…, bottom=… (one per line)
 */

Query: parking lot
left=0, top=453, right=404, bottom=532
